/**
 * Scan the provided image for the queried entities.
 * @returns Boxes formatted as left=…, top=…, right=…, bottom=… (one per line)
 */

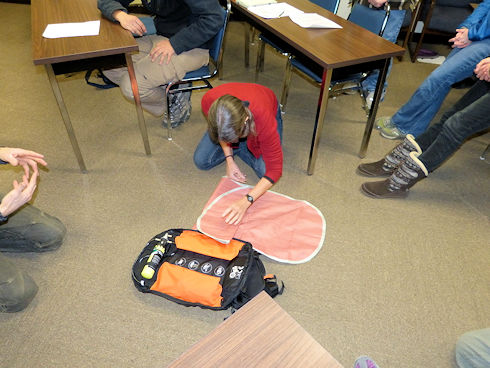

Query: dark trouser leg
left=0, top=252, right=38, bottom=312
left=0, top=198, right=66, bottom=253
left=417, top=80, right=490, bottom=172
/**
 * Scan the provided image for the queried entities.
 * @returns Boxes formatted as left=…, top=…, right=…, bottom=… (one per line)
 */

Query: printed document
left=248, top=2, right=304, bottom=19
left=289, top=12, right=342, bottom=28
left=42, top=21, right=100, bottom=39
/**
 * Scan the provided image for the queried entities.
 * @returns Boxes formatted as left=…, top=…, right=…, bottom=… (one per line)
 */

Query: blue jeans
left=416, top=80, right=490, bottom=172
left=0, top=200, right=65, bottom=312
left=455, top=328, right=490, bottom=368
left=392, top=37, right=490, bottom=136
left=194, top=105, right=283, bottom=179
left=361, top=9, right=406, bottom=94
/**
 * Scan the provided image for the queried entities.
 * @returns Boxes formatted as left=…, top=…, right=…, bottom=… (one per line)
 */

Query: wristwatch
left=245, top=194, right=254, bottom=204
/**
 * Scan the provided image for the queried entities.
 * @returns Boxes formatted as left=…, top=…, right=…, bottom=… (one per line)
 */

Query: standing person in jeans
left=376, top=0, right=490, bottom=139
left=194, top=83, right=283, bottom=225
left=0, top=147, right=66, bottom=312
left=356, top=0, right=419, bottom=109
left=357, top=56, right=490, bottom=198
left=97, top=0, right=224, bottom=121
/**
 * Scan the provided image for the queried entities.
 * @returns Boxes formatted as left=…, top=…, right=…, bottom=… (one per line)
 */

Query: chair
left=404, top=0, right=481, bottom=63
left=162, top=0, right=231, bottom=140
left=254, top=0, right=341, bottom=81
left=279, top=1, right=390, bottom=113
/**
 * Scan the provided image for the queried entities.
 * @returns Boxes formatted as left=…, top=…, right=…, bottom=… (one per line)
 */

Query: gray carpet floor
left=0, top=3, right=489, bottom=367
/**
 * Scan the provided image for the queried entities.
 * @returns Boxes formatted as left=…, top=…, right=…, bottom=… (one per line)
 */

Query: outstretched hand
left=0, top=147, right=47, bottom=178
left=0, top=171, right=39, bottom=217
left=226, top=159, right=247, bottom=183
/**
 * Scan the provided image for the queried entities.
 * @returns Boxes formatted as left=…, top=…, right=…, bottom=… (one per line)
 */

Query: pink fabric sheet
left=196, top=178, right=326, bottom=264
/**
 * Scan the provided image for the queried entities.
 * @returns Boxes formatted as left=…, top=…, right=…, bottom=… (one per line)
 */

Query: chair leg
left=480, top=144, right=490, bottom=161
left=165, top=90, right=172, bottom=141
left=244, top=23, right=251, bottom=68
left=399, top=0, right=422, bottom=62
left=280, top=56, right=293, bottom=112
left=411, top=0, right=435, bottom=63
left=255, top=40, right=265, bottom=81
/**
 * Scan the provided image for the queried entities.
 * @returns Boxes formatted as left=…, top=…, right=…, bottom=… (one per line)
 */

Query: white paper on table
left=236, top=0, right=277, bottom=7
left=289, top=12, right=342, bottom=29
left=42, top=21, right=101, bottom=39
left=248, top=3, right=304, bottom=19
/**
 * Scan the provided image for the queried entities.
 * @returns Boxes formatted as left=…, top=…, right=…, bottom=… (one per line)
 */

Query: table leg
left=307, top=68, right=332, bottom=175
left=125, top=53, right=151, bottom=156
left=358, top=58, right=390, bottom=158
left=45, top=64, right=87, bottom=173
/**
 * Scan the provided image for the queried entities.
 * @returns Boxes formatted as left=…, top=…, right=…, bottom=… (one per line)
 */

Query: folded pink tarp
left=196, top=178, right=326, bottom=264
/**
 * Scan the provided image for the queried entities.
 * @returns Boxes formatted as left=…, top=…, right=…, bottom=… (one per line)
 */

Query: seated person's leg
left=0, top=253, right=38, bottom=312
left=456, top=328, right=490, bottom=368
left=0, top=199, right=66, bottom=253
left=361, top=9, right=406, bottom=104
left=118, top=35, right=209, bottom=117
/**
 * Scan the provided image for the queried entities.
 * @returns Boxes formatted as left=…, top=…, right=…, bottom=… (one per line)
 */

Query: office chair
left=279, top=1, right=390, bottom=113
left=160, top=0, right=230, bottom=140
left=254, top=0, right=341, bottom=82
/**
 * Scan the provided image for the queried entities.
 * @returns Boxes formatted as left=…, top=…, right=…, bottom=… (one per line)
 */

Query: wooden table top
left=169, top=291, right=344, bottom=368
left=232, top=0, right=405, bottom=69
left=31, top=0, right=138, bottom=65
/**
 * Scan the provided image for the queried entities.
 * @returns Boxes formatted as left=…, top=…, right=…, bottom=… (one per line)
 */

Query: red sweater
left=201, top=83, right=283, bottom=183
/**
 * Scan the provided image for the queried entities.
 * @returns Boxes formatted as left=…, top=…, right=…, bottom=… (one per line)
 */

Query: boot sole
left=360, top=184, right=409, bottom=199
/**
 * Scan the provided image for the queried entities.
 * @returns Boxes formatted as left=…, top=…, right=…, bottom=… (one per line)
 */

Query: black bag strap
left=85, top=69, right=118, bottom=89
left=263, top=275, right=284, bottom=298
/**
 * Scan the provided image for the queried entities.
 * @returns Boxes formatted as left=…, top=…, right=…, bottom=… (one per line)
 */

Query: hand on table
left=113, top=11, right=147, bottom=36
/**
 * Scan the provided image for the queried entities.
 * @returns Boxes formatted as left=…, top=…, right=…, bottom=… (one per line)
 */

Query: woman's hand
left=0, top=171, right=38, bottom=217
left=226, top=158, right=247, bottom=183
left=222, top=197, right=251, bottom=225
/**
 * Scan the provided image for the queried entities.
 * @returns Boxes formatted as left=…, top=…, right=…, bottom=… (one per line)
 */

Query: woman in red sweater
left=194, top=82, right=283, bottom=225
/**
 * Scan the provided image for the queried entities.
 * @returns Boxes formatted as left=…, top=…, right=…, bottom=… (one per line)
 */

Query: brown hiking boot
left=357, top=134, right=422, bottom=177
left=360, top=152, right=428, bottom=199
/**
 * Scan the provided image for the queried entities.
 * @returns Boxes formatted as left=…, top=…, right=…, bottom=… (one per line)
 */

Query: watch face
left=246, top=194, right=253, bottom=203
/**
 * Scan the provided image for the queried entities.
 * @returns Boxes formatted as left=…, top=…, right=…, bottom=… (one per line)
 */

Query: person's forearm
left=247, top=177, right=273, bottom=202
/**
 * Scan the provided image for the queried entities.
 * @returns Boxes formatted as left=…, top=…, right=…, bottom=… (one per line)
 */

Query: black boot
left=357, top=134, right=422, bottom=177
left=361, top=152, right=428, bottom=199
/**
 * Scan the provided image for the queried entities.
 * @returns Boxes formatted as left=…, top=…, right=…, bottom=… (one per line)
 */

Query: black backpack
left=132, top=229, right=283, bottom=310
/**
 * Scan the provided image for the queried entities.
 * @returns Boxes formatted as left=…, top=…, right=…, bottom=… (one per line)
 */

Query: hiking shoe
left=354, top=356, right=379, bottom=368
left=375, top=116, right=392, bottom=130
left=162, top=83, right=192, bottom=129
left=357, top=134, right=421, bottom=177
left=378, top=117, right=406, bottom=140
left=361, top=151, right=428, bottom=199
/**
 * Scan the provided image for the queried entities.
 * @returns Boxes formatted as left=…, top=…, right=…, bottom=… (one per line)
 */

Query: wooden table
left=169, top=291, right=344, bottom=367
left=232, top=0, right=405, bottom=175
left=31, top=0, right=151, bottom=173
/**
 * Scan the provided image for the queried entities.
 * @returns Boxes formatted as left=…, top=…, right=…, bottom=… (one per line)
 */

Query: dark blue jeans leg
left=417, top=80, right=490, bottom=172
